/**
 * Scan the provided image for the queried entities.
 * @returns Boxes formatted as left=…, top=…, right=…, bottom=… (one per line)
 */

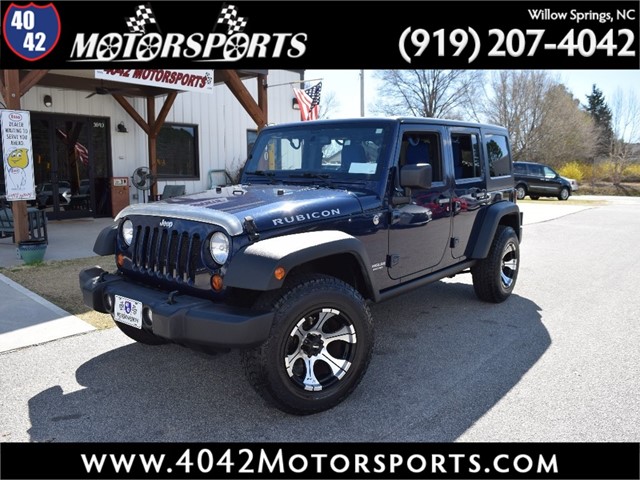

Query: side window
left=514, top=163, right=526, bottom=174
left=247, top=129, right=258, bottom=158
left=530, top=164, right=544, bottom=176
left=485, top=134, right=511, bottom=177
left=452, top=133, right=481, bottom=180
left=401, top=132, right=442, bottom=183
left=543, top=166, right=556, bottom=178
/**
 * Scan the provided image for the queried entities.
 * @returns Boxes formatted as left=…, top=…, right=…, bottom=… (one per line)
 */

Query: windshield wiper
left=244, top=170, right=280, bottom=184
left=288, top=172, right=331, bottom=179
left=287, top=172, right=335, bottom=187
left=245, top=170, right=275, bottom=177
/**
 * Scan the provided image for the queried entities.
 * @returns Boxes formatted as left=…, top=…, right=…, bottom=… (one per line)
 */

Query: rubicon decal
left=69, top=3, right=307, bottom=62
left=2, top=2, right=61, bottom=61
left=272, top=209, right=341, bottom=226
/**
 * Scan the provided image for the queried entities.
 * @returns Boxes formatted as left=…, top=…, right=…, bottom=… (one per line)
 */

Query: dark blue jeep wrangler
left=80, top=117, right=522, bottom=415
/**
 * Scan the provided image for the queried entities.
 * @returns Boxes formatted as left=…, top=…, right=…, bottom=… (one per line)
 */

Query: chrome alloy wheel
left=284, top=308, right=357, bottom=392
left=501, top=242, right=519, bottom=289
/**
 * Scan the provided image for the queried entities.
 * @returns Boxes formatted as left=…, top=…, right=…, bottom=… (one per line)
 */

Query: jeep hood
left=115, top=185, right=365, bottom=236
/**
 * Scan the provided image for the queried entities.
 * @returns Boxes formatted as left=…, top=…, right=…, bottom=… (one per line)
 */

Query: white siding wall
left=19, top=70, right=302, bottom=205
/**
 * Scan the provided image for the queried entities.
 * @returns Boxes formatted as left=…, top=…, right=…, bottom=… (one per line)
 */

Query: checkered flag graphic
left=216, top=4, right=248, bottom=35
left=125, top=3, right=158, bottom=34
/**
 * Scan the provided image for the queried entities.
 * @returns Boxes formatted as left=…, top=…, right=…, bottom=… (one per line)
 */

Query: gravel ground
left=0, top=256, right=114, bottom=330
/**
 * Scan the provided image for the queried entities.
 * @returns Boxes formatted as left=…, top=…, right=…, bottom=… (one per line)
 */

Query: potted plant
left=17, top=238, right=47, bottom=265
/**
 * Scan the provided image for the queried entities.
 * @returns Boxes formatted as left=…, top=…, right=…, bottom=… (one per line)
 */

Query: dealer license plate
left=114, top=295, right=143, bottom=329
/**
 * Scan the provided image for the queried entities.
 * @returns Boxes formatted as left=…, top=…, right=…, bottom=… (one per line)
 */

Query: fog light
left=211, top=274, right=223, bottom=291
left=143, top=307, right=153, bottom=327
left=104, top=293, right=113, bottom=312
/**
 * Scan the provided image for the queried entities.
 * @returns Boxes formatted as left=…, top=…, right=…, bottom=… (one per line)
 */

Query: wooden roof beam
left=219, top=69, right=267, bottom=129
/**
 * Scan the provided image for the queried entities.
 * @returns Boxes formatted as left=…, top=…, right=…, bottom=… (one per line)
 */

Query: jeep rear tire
left=241, top=274, right=374, bottom=415
left=471, top=225, right=520, bottom=303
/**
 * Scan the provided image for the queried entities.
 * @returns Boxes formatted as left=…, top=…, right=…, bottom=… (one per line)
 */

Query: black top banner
left=0, top=1, right=639, bottom=69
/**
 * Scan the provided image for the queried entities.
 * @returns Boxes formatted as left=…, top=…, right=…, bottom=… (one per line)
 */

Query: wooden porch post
left=146, top=96, right=157, bottom=201
left=1, top=69, right=49, bottom=243
left=3, top=70, right=28, bottom=242
left=112, top=92, right=177, bottom=202
left=257, top=73, right=268, bottom=131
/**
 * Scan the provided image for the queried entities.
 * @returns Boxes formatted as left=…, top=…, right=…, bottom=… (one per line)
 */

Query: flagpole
left=360, top=70, right=365, bottom=117
left=267, top=78, right=323, bottom=88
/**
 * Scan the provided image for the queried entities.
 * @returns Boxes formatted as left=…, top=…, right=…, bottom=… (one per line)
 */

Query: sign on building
left=1, top=110, right=35, bottom=201
left=95, top=69, right=214, bottom=94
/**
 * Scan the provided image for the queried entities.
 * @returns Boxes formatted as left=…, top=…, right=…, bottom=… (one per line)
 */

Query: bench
left=0, top=204, right=48, bottom=243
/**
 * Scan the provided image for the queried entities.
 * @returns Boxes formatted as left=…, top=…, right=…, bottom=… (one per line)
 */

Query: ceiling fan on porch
left=86, top=82, right=127, bottom=98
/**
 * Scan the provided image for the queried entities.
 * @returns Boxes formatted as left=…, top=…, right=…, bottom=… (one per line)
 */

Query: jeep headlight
left=122, top=219, right=134, bottom=246
left=209, top=232, right=230, bottom=265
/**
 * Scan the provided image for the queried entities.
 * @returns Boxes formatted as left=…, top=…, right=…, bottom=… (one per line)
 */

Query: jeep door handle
left=470, top=188, right=488, bottom=200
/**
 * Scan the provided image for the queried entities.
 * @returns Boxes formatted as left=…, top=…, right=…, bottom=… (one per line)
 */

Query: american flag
left=293, top=82, right=322, bottom=121
left=56, top=129, right=89, bottom=166
left=125, top=4, right=157, bottom=33
left=216, top=4, right=247, bottom=35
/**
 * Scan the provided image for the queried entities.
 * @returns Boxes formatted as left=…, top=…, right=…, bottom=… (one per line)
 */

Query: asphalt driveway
left=0, top=197, right=638, bottom=443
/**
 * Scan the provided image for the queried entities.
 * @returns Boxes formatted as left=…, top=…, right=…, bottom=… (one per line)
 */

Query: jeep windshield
left=242, top=122, right=394, bottom=193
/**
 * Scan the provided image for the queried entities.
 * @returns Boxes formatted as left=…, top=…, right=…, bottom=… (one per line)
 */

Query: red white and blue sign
left=2, top=2, right=61, bottom=61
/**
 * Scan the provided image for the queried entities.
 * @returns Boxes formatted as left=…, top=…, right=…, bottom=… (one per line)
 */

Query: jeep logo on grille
left=159, top=219, right=173, bottom=228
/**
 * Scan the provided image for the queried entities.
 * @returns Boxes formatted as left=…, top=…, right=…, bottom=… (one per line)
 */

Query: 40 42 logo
left=2, top=2, right=61, bottom=61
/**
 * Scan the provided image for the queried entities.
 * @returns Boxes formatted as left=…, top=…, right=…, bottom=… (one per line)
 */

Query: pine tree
left=584, top=84, right=613, bottom=157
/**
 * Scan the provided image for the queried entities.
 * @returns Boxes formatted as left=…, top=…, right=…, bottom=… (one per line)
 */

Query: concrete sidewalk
left=0, top=273, right=95, bottom=352
left=0, top=216, right=114, bottom=268
left=0, top=216, right=114, bottom=353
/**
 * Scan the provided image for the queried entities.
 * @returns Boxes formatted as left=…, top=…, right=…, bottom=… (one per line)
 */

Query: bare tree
left=370, top=70, right=484, bottom=119
left=484, top=71, right=550, bottom=161
left=318, top=90, right=340, bottom=119
left=484, top=70, right=595, bottom=164
left=535, top=84, right=596, bottom=166
left=608, top=89, right=640, bottom=184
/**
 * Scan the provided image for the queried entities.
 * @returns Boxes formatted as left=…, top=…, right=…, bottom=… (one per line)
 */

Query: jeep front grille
left=132, top=226, right=202, bottom=283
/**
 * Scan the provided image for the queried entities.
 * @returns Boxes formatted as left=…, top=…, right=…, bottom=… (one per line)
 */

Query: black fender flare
left=93, top=224, right=118, bottom=256
left=224, top=230, right=373, bottom=292
left=469, top=202, right=523, bottom=259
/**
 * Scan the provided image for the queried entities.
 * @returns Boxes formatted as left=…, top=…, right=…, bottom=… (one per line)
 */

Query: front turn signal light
left=274, top=267, right=286, bottom=281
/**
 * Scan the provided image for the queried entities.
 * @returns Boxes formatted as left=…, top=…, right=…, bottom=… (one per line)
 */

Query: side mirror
left=400, top=163, right=432, bottom=190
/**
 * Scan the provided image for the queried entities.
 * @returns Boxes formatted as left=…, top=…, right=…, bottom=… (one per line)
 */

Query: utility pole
left=360, top=70, right=365, bottom=117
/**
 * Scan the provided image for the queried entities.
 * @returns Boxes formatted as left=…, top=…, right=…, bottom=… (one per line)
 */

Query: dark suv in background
left=513, top=161, right=572, bottom=201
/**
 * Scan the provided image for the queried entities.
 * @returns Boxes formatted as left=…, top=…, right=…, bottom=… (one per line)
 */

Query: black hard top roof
left=265, top=116, right=508, bottom=132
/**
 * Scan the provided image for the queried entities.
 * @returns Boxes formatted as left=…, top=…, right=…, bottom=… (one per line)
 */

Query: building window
left=157, top=123, right=199, bottom=179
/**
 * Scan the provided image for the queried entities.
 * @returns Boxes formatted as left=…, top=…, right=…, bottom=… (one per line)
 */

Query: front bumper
left=79, top=267, right=274, bottom=349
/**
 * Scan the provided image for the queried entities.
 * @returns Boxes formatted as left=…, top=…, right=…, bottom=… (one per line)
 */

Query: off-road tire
left=114, top=321, right=168, bottom=345
left=241, top=274, right=374, bottom=415
left=471, top=225, right=520, bottom=303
